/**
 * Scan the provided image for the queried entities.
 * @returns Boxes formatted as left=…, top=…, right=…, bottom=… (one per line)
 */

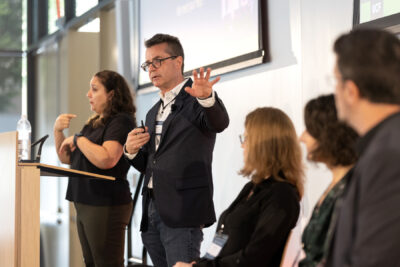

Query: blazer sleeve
left=199, top=91, right=230, bottom=133
left=125, top=144, right=148, bottom=174
left=195, top=183, right=300, bottom=267
left=349, top=147, right=400, bottom=266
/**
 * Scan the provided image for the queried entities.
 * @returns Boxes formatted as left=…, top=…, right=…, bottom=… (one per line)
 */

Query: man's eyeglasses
left=141, top=56, right=178, bottom=72
left=239, top=134, right=247, bottom=145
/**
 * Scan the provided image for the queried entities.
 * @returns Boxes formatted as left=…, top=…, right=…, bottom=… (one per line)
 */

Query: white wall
left=132, top=0, right=354, bottom=264
left=299, top=0, right=353, bottom=226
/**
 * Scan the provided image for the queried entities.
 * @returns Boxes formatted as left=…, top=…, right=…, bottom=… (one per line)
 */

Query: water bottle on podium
left=17, top=114, right=31, bottom=161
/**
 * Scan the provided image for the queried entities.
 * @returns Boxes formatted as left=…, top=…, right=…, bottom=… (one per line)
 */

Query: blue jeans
left=142, top=199, right=203, bottom=267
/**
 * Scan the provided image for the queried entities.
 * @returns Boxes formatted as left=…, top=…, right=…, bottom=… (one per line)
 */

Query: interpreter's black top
left=195, top=177, right=300, bottom=267
left=66, top=113, right=135, bottom=206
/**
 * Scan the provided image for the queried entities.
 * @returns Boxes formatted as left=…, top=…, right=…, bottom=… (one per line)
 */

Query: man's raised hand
left=185, top=67, right=220, bottom=99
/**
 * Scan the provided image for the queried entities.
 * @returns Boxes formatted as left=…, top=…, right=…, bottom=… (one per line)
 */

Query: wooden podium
left=0, top=131, right=115, bottom=267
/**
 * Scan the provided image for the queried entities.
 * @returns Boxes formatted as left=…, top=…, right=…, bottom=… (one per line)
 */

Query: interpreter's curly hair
left=87, top=70, right=136, bottom=128
left=304, top=94, right=358, bottom=166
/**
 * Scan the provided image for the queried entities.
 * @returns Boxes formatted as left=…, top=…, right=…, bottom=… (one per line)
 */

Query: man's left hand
left=185, top=67, right=220, bottom=98
left=173, top=261, right=195, bottom=267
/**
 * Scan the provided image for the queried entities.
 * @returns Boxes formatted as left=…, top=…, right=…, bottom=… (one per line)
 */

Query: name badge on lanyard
left=204, top=232, right=229, bottom=260
left=155, top=124, right=162, bottom=135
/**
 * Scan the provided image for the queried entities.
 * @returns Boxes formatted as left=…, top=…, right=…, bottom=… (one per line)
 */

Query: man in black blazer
left=327, top=29, right=400, bottom=266
left=124, top=34, right=229, bottom=267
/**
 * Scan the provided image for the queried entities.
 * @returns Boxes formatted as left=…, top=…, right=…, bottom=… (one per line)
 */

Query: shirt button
left=153, top=160, right=156, bottom=164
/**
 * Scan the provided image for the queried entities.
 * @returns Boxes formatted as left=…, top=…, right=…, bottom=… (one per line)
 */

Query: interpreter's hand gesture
left=59, top=135, right=75, bottom=155
left=185, top=67, right=220, bottom=99
left=54, top=114, right=77, bottom=132
left=125, top=127, right=150, bottom=155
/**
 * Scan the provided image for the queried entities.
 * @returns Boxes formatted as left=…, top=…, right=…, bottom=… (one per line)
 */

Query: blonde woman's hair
left=239, top=107, right=304, bottom=198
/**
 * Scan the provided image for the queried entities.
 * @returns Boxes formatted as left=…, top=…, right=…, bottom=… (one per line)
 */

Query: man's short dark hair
left=145, top=33, right=185, bottom=74
left=304, top=94, right=359, bottom=167
left=334, top=29, right=400, bottom=104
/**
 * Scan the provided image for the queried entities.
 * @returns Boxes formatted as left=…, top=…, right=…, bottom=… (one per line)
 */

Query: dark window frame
left=27, top=0, right=115, bottom=142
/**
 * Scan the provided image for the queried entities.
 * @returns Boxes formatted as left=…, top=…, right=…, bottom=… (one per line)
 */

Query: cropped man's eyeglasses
left=239, top=134, right=247, bottom=145
left=141, top=56, right=178, bottom=72
left=325, top=74, right=347, bottom=89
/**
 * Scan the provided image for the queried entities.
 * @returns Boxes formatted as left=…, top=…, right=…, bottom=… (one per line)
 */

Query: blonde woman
left=175, top=107, right=304, bottom=267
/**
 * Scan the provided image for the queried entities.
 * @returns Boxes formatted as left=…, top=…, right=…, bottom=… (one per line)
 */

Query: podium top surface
left=18, top=162, right=115, bottom=180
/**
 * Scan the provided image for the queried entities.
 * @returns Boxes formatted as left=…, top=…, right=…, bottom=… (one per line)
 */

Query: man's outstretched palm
left=185, top=67, right=220, bottom=98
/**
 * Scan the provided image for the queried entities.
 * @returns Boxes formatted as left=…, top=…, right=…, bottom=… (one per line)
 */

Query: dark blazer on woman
left=127, top=79, right=230, bottom=230
left=195, top=177, right=300, bottom=267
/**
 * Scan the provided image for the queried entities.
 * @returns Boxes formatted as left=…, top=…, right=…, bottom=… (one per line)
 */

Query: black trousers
left=74, top=202, right=133, bottom=267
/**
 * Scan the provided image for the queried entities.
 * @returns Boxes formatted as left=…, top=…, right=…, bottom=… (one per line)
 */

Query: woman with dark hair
left=299, top=94, right=358, bottom=267
left=54, top=70, right=136, bottom=267
left=175, top=107, right=304, bottom=267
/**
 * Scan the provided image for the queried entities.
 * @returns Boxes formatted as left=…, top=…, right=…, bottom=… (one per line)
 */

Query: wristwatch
left=74, top=133, right=84, bottom=147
